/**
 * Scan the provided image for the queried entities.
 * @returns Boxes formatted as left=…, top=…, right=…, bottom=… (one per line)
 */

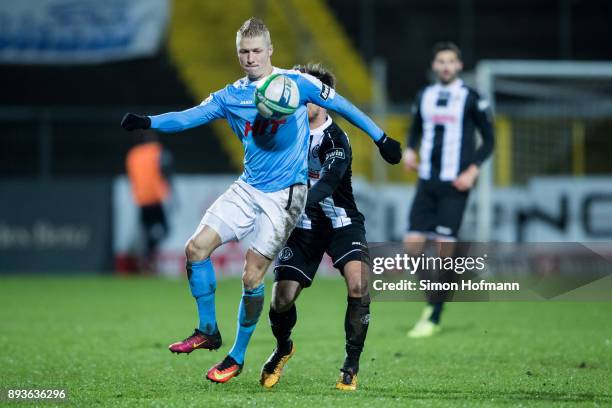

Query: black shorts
left=408, top=179, right=469, bottom=239
left=274, top=223, right=369, bottom=288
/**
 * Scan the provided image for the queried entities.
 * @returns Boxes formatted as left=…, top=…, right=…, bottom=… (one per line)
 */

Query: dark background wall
left=2, top=0, right=611, bottom=177
left=0, top=48, right=233, bottom=177
left=327, top=0, right=612, bottom=102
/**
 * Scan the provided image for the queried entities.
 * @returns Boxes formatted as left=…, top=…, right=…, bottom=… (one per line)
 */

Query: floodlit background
left=2, top=0, right=612, bottom=275
left=0, top=1, right=611, bottom=406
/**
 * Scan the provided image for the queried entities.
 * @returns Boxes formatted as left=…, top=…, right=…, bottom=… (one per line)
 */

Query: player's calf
left=340, top=263, right=370, bottom=391
left=270, top=281, right=301, bottom=349
left=333, top=293, right=370, bottom=391
left=271, top=280, right=301, bottom=312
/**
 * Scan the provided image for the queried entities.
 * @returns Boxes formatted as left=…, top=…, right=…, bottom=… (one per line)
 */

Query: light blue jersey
left=149, top=67, right=384, bottom=193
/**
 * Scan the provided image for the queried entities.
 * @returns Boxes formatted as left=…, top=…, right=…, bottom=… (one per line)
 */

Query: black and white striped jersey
left=408, top=79, right=494, bottom=181
left=296, top=116, right=364, bottom=230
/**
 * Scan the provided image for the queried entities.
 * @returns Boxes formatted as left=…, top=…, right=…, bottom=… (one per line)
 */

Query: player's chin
left=244, top=66, right=261, bottom=77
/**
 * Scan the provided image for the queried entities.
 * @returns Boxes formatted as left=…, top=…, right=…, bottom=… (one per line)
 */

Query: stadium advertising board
left=0, top=0, right=169, bottom=64
left=113, top=175, right=414, bottom=277
left=113, top=175, right=612, bottom=277
left=465, top=177, right=612, bottom=242
left=0, top=180, right=112, bottom=273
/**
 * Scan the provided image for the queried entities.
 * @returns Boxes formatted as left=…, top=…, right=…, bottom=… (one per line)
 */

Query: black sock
left=428, top=301, right=444, bottom=324
left=344, top=295, right=370, bottom=372
left=269, top=304, right=297, bottom=352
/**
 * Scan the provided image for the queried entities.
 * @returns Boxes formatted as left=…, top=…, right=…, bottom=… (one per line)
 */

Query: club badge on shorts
left=279, top=247, right=293, bottom=261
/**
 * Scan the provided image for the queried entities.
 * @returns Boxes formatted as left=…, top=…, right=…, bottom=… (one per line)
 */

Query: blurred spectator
left=126, top=130, right=173, bottom=273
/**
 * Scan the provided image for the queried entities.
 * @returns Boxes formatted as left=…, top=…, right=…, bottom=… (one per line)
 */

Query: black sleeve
left=471, top=92, right=495, bottom=167
left=407, top=90, right=424, bottom=150
left=306, top=131, right=351, bottom=207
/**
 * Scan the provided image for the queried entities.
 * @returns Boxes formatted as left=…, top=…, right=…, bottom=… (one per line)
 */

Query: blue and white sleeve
left=149, top=92, right=225, bottom=133
left=296, top=73, right=384, bottom=143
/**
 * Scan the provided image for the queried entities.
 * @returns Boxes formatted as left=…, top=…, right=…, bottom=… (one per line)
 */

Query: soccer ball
left=254, top=74, right=300, bottom=119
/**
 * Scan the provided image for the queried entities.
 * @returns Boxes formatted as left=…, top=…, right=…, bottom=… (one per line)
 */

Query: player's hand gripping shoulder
left=121, top=113, right=151, bottom=131
left=376, top=134, right=402, bottom=164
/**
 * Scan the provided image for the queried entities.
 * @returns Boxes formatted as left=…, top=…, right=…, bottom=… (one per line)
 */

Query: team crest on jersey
left=311, top=144, right=320, bottom=158
left=320, top=84, right=331, bottom=100
left=325, top=148, right=345, bottom=161
left=279, top=247, right=293, bottom=261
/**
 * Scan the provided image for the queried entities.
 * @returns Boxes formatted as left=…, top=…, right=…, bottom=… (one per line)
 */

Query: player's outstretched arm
left=321, top=92, right=402, bottom=164
left=296, top=74, right=402, bottom=164
left=120, top=93, right=225, bottom=133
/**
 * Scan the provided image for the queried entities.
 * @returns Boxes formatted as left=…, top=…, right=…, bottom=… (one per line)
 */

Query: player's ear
left=457, top=60, right=463, bottom=71
left=268, top=43, right=274, bottom=57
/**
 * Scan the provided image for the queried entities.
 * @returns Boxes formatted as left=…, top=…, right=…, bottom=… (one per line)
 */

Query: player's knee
left=242, top=250, right=269, bottom=290
left=343, top=261, right=367, bottom=297
left=241, top=271, right=263, bottom=291
left=347, top=280, right=366, bottom=298
left=185, top=238, right=211, bottom=262
left=271, top=292, right=296, bottom=312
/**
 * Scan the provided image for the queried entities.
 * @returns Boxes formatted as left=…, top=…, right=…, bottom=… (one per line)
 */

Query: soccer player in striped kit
left=121, top=18, right=401, bottom=383
left=403, top=42, right=494, bottom=338
left=259, top=64, right=370, bottom=391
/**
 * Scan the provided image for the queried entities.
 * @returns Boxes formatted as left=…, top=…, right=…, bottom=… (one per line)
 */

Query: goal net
left=468, top=61, right=612, bottom=241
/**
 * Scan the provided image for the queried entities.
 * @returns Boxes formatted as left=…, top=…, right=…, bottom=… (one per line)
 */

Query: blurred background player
left=126, top=130, right=173, bottom=273
left=121, top=18, right=401, bottom=383
left=260, top=64, right=370, bottom=391
left=402, top=42, right=494, bottom=338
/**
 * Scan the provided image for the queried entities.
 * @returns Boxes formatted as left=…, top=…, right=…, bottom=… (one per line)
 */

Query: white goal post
left=474, top=60, right=612, bottom=242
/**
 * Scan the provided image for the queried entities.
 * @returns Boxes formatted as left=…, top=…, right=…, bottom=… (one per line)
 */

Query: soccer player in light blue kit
left=121, top=17, right=401, bottom=383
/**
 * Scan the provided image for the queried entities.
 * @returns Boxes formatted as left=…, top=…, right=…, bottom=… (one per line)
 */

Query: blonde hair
left=236, top=17, right=272, bottom=48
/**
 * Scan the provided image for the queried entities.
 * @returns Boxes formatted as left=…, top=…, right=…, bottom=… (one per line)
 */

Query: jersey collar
left=247, top=67, right=279, bottom=86
left=310, top=115, right=333, bottom=136
left=436, top=78, right=463, bottom=91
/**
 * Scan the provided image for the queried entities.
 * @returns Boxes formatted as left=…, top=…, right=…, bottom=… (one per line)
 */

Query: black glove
left=121, top=113, right=151, bottom=131
left=375, top=134, right=402, bottom=164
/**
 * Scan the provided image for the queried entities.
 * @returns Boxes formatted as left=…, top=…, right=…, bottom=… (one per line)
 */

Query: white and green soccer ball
left=254, top=73, right=300, bottom=119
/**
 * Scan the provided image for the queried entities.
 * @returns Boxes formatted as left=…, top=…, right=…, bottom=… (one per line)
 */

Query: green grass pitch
left=1, top=276, right=611, bottom=407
